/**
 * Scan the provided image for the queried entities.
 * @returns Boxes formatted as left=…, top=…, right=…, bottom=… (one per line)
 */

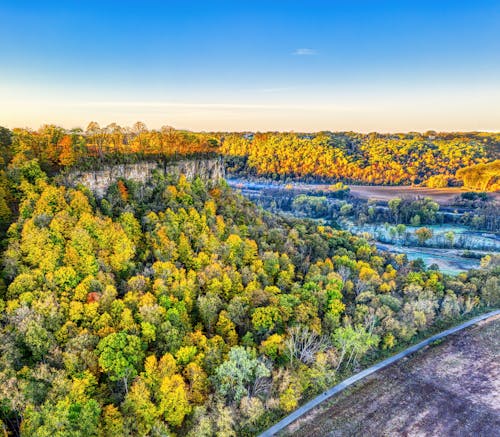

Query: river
left=227, top=178, right=499, bottom=274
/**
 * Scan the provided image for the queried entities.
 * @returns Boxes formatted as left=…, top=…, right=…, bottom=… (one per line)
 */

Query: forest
left=0, top=124, right=498, bottom=436
left=221, top=131, right=500, bottom=189
left=1, top=125, right=499, bottom=190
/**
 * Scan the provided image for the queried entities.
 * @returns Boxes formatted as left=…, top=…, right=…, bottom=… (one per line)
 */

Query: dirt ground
left=282, top=316, right=500, bottom=437
left=348, top=185, right=500, bottom=205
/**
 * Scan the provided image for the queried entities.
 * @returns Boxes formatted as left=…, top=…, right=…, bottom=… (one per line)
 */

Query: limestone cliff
left=63, top=157, right=225, bottom=197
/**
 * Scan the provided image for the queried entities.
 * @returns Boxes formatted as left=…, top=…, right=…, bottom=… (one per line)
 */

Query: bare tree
left=337, top=265, right=351, bottom=282
left=355, top=278, right=369, bottom=295
left=285, top=325, right=329, bottom=365
left=105, top=123, right=124, bottom=151
left=133, top=121, right=147, bottom=153
left=86, top=121, right=105, bottom=159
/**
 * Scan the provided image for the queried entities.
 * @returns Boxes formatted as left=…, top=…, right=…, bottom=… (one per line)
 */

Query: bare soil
left=282, top=316, right=500, bottom=437
left=348, top=185, right=500, bottom=205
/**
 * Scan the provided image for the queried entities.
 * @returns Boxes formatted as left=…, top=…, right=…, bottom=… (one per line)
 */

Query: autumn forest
left=0, top=123, right=498, bottom=436
left=2, top=124, right=499, bottom=189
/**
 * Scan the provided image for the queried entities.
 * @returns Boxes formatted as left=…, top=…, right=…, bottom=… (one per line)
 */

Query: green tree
left=333, top=324, right=379, bottom=370
left=122, top=379, right=159, bottom=435
left=444, top=231, right=455, bottom=246
left=388, top=198, right=402, bottom=224
left=21, top=398, right=101, bottom=437
left=482, top=277, right=500, bottom=307
left=214, top=346, right=270, bottom=403
left=97, top=332, right=144, bottom=393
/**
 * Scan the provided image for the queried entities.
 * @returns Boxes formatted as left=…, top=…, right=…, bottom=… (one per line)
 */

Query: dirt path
left=282, top=316, right=500, bottom=437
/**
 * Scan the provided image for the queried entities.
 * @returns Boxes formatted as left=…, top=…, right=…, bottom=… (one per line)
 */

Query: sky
left=1, top=0, right=500, bottom=132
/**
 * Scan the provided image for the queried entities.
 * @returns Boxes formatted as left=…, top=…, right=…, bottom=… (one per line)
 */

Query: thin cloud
left=71, top=101, right=359, bottom=112
left=292, top=48, right=317, bottom=56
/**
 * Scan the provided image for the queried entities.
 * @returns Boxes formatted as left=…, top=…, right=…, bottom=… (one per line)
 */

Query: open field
left=282, top=315, right=500, bottom=437
left=228, top=179, right=500, bottom=206
left=348, top=185, right=500, bottom=205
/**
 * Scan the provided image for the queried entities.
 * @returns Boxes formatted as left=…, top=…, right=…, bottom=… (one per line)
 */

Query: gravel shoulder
left=282, top=316, right=500, bottom=437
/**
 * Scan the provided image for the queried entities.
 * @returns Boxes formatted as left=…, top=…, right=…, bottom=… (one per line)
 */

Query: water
left=345, top=222, right=500, bottom=252
left=375, top=243, right=481, bottom=275
left=227, top=178, right=498, bottom=274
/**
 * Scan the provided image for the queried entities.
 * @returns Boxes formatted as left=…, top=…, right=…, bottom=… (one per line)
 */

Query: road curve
left=259, top=309, right=500, bottom=437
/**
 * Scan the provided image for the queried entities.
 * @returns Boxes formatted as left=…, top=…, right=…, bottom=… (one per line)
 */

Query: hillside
left=0, top=162, right=498, bottom=435
left=222, top=131, right=500, bottom=187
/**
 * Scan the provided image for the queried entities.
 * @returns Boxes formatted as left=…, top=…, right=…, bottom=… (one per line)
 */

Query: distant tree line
left=221, top=131, right=499, bottom=189
left=2, top=125, right=499, bottom=190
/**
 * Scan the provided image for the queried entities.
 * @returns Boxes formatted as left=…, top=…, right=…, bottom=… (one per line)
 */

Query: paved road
left=259, top=309, right=500, bottom=437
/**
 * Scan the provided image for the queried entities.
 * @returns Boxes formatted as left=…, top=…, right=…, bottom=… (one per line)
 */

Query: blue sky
left=1, top=0, right=499, bottom=131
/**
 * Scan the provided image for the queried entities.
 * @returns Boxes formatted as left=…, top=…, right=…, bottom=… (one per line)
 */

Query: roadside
left=281, top=315, right=500, bottom=436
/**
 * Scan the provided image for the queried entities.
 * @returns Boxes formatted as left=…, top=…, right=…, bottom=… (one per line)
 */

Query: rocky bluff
left=64, top=157, right=225, bottom=197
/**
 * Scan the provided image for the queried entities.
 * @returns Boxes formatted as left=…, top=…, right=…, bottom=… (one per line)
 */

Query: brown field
left=348, top=186, right=464, bottom=204
left=348, top=185, right=500, bottom=205
left=282, top=316, right=500, bottom=437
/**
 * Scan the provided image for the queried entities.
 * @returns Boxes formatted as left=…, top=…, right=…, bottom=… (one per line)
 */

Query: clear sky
left=1, top=0, right=499, bottom=132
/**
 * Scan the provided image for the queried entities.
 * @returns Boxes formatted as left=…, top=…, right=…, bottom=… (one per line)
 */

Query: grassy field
left=282, top=315, right=500, bottom=437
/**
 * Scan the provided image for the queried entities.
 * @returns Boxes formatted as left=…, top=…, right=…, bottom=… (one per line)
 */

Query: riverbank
left=227, top=177, right=499, bottom=274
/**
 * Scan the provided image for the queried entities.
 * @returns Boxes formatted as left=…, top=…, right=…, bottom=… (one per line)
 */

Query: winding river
left=227, top=178, right=499, bottom=274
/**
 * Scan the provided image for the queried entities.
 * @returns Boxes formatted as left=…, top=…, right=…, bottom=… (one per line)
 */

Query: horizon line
left=3, top=123, right=499, bottom=135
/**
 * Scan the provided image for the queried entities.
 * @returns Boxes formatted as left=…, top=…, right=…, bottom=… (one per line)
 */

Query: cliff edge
left=63, top=157, right=225, bottom=197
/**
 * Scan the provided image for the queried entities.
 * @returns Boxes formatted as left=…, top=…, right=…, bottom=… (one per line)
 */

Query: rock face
left=64, top=157, right=225, bottom=197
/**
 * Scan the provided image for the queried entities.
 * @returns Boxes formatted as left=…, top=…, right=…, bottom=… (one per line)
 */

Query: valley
left=0, top=124, right=498, bottom=436
left=2, top=2, right=500, bottom=435
left=227, top=177, right=500, bottom=274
